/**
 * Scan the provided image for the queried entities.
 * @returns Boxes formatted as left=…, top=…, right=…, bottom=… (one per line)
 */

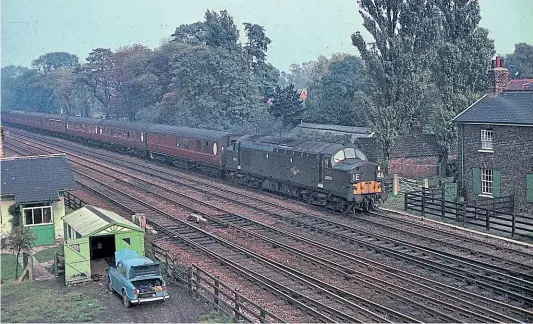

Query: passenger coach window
left=194, top=140, right=201, bottom=151
left=203, top=141, right=210, bottom=153
left=184, top=139, right=190, bottom=149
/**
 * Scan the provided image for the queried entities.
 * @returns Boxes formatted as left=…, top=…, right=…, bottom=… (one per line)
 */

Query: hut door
left=64, top=240, right=91, bottom=284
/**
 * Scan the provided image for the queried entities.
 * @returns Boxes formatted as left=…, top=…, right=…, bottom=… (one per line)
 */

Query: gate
left=444, top=181, right=458, bottom=202
left=64, top=240, right=90, bottom=284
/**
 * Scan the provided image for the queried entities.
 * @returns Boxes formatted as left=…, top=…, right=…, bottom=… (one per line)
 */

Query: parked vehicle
left=108, top=249, right=169, bottom=307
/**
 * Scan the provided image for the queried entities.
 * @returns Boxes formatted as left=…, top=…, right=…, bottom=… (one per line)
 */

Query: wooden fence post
left=421, top=190, right=426, bottom=218
left=461, top=203, right=466, bottom=222
left=214, top=280, right=220, bottom=306
left=404, top=192, right=408, bottom=211
left=393, top=174, right=399, bottom=195
left=54, top=252, right=58, bottom=277
left=188, top=266, right=194, bottom=294
left=512, top=211, right=516, bottom=237
left=259, top=309, right=266, bottom=323
left=234, top=292, right=241, bottom=323
left=441, top=187, right=446, bottom=220
left=485, top=209, right=490, bottom=231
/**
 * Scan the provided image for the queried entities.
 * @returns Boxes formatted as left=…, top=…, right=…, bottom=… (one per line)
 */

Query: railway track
left=6, top=129, right=532, bottom=321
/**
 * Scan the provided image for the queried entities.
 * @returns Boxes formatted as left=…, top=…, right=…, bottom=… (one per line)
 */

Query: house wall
left=459, top=124, right=533, bottom=214
left=389, top=156, right=440, bottom=179
left=0, top=197, right=16, bottom=238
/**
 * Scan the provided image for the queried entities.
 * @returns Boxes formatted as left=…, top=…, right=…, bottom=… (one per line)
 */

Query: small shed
left=63, top=205, right=144, bottom=285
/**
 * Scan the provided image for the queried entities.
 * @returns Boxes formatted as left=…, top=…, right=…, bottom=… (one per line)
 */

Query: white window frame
left=481, top=169, right=493, bottom=195
left=23, top=206, right=53, bottom=227
left=481, top=129, right=493, bottom=150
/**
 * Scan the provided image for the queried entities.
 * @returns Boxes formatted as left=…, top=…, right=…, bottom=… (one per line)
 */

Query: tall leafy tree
left=167, top=45, right=262, bottom=130
left=77, top=48, right=115, bottom=116
left=506, top=43, right=533, bottom=79
left=430, top=0, right=495, bottom=154
left=268, top=84, right=306, bottom=128
left=351, top=0, right=440, bottom=170
left=305, top=55, right=367, bottom=126
left=204, top=10, right=240, bottom=50
left=31, top=52, right=79, bottom=74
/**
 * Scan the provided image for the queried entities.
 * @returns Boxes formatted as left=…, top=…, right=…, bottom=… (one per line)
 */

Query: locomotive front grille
left=353, top=181, right=382, bottom=195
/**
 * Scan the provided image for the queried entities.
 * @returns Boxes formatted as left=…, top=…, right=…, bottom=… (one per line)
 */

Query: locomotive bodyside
left=225, top=135, right=387, bottom=212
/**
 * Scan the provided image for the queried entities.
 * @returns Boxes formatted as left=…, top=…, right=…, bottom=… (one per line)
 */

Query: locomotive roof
left=239, top=135, right=344, bottom=155
left=147, top=124, right=231, bottom=141
left=100, top=119, right=151, bottom=131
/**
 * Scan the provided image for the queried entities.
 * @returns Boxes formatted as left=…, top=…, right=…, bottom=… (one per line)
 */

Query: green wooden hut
left=63, top=205, right=145, bottom=285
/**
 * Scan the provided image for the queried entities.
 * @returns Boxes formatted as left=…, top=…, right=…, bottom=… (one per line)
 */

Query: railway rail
left=5, top=128, right=533, bottom=322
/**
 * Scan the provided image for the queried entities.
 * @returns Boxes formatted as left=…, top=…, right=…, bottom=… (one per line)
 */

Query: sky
left=1, top=0, right=532, bottom=72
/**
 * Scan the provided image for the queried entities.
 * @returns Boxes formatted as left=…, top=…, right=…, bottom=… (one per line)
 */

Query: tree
left=506, top=43, right=533, bottom=79
left=203, top=10, right=239, bottom=50
left=76, top=48, right=115, bottom=116
left=1, top=225, right=35, bottom=279
left=351, top=0, right=440, bottom=170
left=167, top=45, right=262, bottom=130
left=32, top=52, right=79, bottom=74
left=243, top=23, right=271, bottom=67
left=305, top=55, right=367, bottom=126
left=171, top=22, right=207, bottom=45
left=268, top=84, right=306, bottom=127
left=430, top=0, right=495, bottom=154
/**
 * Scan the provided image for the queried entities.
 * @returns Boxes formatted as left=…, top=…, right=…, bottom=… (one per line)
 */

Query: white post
left=393, top=174, right=399, bottom=195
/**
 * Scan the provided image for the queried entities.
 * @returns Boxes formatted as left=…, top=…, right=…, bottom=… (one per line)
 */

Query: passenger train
left=2, top=111, right=387, bottom=213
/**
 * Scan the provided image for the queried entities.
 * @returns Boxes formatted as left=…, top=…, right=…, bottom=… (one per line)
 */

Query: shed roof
left=354, top=133, right=444, bottom=162
left=63, top=205, right=142, bottom=237
left=453, top=91, right=533, bottom=125
left=1, top=154, right=76, bottom=203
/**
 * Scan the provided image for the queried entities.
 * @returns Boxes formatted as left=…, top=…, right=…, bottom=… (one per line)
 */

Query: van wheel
left=122, top=291, right=131, bottom=308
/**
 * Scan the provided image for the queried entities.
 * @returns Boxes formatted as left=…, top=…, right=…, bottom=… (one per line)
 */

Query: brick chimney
left=488, top=55, right=509, bottom=94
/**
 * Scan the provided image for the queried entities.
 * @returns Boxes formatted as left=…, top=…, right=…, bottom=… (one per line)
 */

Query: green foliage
left=204, top=10, right=240, bottom=50
left=506, top=43, right=533, bottom=79
left=0, top=280, right=104, bottom=323
left=34, top=245, right=63, bottom=262
left=1, top=227, right=35, bottom=279
left=305, top=55, right=367, bottom=126
left=429, top=0, right=495, bottom=153
left=352, top=0, right=439, bottom=167
left=268, top=84, right=306, bottom=127
left=31, top=52, right=79, bottom=74
left=199, top=310, right=232, bottom=323
left=1, top=253, right=19, bottom=281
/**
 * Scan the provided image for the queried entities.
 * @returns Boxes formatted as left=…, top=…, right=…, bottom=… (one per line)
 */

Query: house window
left=481, top=129, right=493, bottom=150
left=481, top=169, right=493, bottom=195
left=23, top=206, right=52, bottom=226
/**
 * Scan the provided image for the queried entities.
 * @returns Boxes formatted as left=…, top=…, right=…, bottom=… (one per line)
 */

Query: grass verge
left=198, top=310, right=233, bottom=323
left=0, top=280, right=104, bottom=323
left=1, top=253, right=19, bottom=281
left=34, top=245, right=63, bottom=262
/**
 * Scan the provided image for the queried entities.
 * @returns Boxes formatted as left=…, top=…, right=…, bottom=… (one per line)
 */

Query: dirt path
left=93, top=277, right=212, bottom=323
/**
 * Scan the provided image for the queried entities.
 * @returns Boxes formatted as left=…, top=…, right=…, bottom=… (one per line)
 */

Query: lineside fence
left=149, top=242, right=283, bottom=323
left=405, top=188, right=533, bottom=238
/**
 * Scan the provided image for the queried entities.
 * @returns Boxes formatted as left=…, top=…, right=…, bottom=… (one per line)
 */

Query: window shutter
left=493, top=170, right=501, bottom=198
left=472, top=168, right=480, bottom=195
left=527, top=174, right=533, bottom=203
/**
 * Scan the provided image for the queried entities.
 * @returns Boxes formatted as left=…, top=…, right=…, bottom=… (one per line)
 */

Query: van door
left=237, top=142, right=241, bottom=170
left=318, top=154, right=324, bottom=188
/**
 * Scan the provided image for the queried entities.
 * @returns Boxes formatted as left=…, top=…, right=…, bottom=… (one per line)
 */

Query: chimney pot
left=496, top=56, right=501, bottom=68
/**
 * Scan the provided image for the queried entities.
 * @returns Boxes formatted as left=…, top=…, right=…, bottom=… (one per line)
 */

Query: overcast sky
left=1, top=0, right=532, bottom=72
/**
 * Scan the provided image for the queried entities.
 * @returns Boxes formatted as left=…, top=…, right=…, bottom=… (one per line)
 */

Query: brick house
left=453, top=58, right=533, bottom=214
left=0, top=154, right=76, bottom=245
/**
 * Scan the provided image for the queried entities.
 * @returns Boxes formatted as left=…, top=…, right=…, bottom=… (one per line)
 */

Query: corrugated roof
left=1, top=154, right=76, bottom=203
left=453, top=91, right=533, bottom=125
left=63, top=205, right=142, bottom=237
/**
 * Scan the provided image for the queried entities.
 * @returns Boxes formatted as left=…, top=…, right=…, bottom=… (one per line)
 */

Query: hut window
left=23, top=206, right=52, bottom=226
left=123, top=238, right=131, bottom=245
